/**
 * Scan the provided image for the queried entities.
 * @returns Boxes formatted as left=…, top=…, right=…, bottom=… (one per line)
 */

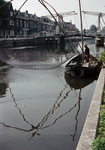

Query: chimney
left=26, top=10, right=28, bottom=14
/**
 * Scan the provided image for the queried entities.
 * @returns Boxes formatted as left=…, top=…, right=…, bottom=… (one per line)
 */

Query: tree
left=89, top=25, right=97, bottom=31
left=0, top=0, right=9, bottom=18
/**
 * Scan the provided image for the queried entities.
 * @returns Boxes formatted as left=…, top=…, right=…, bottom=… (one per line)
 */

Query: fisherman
left=84, top=44, right=90, bottom=62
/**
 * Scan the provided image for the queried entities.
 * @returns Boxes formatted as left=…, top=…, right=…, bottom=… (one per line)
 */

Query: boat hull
left=65, top=54, right=99, bottom=78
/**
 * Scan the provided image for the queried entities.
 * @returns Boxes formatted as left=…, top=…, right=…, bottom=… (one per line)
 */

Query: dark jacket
left=85, top=47, right=90, bottom=55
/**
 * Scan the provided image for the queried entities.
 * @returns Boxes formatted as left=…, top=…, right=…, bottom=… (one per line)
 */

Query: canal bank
left=0, top=36, right=65, bottom=48
left=76, top=68, right=105, bottom=150
left=0, top=36, right=94, bottom=48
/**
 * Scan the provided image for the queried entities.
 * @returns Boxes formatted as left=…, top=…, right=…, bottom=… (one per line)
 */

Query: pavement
left=76, top=68, right=105, bottom=150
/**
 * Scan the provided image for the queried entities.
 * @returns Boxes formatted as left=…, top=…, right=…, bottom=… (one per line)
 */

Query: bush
left=98, top=50, right=105, bottom=64
left=92, top=137, right=105, bottom=150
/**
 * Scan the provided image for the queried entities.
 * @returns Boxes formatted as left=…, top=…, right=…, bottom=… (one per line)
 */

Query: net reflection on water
left=0, top=66, right=98, bottom=143
left=0, top=41, right=103, bottom=150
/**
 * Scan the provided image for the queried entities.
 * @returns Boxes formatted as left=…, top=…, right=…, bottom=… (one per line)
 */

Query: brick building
left=0, top=2, right=15, bottom=37
left=0, top=2, right=55, bottom=38
left=0, top=2, right=79, bottom=38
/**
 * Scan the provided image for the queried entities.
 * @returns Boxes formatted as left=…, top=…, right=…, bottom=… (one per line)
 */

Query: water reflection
left=0, top=38, right=104, bottom=70
left=0, top=69, right=8, bottom=98
left=0, top=40, right=104, bottom=150
left=65, top=73, right=98, bottom=90
left=64, top=73, right=98, bottom=140
left=95, top=46, right=105, bottom=58
left=0, top=83, right=7, bottom=98
left=0, top=83, right=74, bottom=140
left=0, top=69, right=98, bottom=143
left=8, top=45, right=69, bottom=62
left=5, top=45, right=74, bottom=70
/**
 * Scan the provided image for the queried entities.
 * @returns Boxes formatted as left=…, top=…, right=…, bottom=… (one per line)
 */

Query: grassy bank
left=92, top=49, right=105, bottom=150
left=92, top=87, right=105, bottom=150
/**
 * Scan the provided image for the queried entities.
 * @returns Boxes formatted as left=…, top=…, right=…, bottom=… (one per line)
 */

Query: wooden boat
left=38, top=0, right=99, bottom=78
left=65, top=54, right=99, bottom=78
left=65, top=0, right=99, bottom=78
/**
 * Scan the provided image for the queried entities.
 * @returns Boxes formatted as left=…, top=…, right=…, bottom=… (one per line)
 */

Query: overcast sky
left=7, top=0, right=105, bottom=30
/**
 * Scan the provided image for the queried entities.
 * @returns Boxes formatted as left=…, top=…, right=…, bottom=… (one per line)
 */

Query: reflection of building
left=0, top=68, right=8, bottom=98
left=0, top=83, right=7, bottom=98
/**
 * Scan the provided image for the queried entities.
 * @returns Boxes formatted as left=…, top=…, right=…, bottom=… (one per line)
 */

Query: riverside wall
left=0, top=36, right=94, bottom=48
left=0, top=37, right=35, bottom=48
left=0, top=36, right=64, bottom=48
left=76, top=68, right=105, bottom=150
left=95, top=36, right=105, bottom=46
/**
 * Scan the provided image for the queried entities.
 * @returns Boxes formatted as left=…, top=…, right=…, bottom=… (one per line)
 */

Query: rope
left=38, top=0, right=82, bottom=54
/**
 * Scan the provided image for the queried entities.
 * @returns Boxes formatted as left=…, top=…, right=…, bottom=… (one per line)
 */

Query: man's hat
left=84, top=44, right=87, bottom=47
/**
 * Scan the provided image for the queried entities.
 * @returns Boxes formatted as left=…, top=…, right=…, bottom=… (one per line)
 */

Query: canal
left=0, top=38, right=104, bottom=150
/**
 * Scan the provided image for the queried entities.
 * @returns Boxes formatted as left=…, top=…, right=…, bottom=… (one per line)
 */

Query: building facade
left=0, top=2, right=56, bottom=38
left=0, top=2, right=79, bottom=38
left=0, top=2, right=15, bottom=37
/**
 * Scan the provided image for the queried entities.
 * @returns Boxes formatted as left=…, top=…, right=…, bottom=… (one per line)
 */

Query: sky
left=7, top=0, right=105, bottom=30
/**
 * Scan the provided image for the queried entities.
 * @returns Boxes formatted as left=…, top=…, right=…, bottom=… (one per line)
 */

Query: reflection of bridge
left=0, top=79, right=81, bottom=141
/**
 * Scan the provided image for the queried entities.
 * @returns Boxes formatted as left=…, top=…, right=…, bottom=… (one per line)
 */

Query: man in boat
left=84, top=44, right=90, bottom=62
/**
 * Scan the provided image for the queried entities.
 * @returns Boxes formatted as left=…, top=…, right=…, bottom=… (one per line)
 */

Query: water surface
left=0, top=39, right=104, bottom=150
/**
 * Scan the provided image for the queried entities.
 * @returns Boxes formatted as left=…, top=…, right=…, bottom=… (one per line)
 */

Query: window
left=16, top=20, right=19, bottom=27
left=34, top=22, right=37, bottom=28
left=20, top=20, right=22, bottom=28
left=5, top=30, right=8, bottom=36
left=10, top=30, right=14, bottom=36
left=39, top=24, right=41, bottom=30
left=20, top=30, right=22, bottom=36
left=0, top=30, right=3, bottom=35
left=0, top=20, right=2, bottom=25
left=43, top=24, right=46, bottom=30
left=27, top=22, right=29, bottom=28
left=10, top=11, right=13, bottom=16
left=16, top=29, right=19, bottom=36
left=24, top=21, right=26, bottom=28
left=10, top=20, right=14, bottom=26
